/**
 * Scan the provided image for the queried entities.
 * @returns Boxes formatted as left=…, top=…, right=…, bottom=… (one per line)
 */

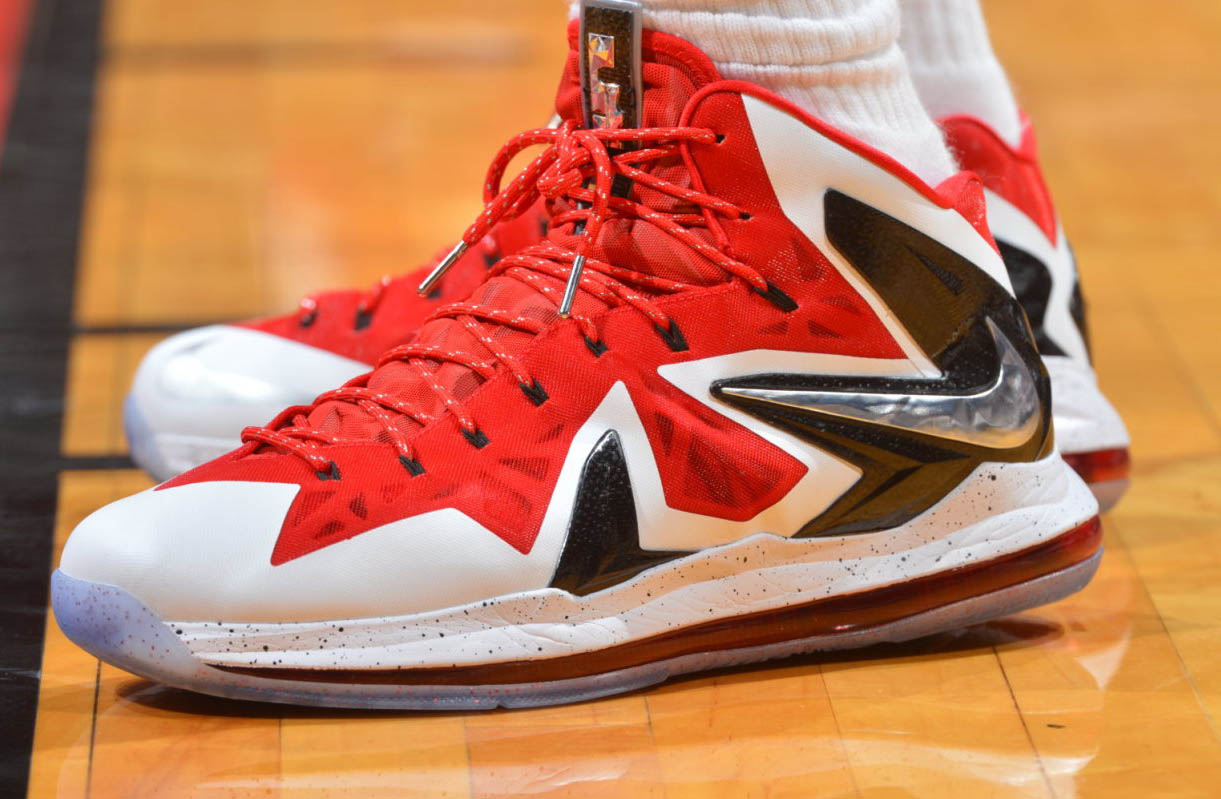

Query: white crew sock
left=898, top=0, right=1022, bottom=146
left=571, top=0, right=958, bottom=185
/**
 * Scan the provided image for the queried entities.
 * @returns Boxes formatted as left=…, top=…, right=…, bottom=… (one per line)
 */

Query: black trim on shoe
left=584, top=335, right=608, bottom=357
left=462, top=428, right=490, bottom=449
left=752, top=280, right=798, bottom=312
left=712, top=190, right=1053, bottom=539
left=653, top=317, right=688, bottom=352
left=996, top=237, right=1092, bottom=361
left=518, top=378, right=549, bottom=406
left=549, top=431, right=684, bottom=595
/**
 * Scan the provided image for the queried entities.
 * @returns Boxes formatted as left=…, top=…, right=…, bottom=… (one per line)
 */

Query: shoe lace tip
left=558, top=254, right=586, bottom=317
left=418, top=240, right=469, bottom=296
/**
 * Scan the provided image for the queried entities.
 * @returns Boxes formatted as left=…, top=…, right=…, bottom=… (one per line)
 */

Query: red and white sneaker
left=123, top=209, right=543, bottom=481
left=59, top=12, right=1100, bottom=709
left=941, top=114, right=1131, bottom=510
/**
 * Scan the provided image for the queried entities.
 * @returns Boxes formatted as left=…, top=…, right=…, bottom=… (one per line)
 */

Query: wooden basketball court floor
left=2, top=0, right=1220, bottom=795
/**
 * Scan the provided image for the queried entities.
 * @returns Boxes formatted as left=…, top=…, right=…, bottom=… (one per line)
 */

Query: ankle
left=899, top=0, right=1023, bottom=146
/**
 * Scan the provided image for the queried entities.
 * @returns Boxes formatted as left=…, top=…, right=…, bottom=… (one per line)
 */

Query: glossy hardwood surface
left=30, top=0, right=1221, bottom=795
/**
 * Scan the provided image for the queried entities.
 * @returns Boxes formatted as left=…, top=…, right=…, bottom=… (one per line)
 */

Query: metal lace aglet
left=417, top=240, right=468, bottom=296
left=558, top=254, right=586, bottom=319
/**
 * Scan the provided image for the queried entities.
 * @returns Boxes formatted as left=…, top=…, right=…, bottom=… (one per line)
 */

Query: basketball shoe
left=123, top=207, right=543, bottom=481
left=940, top=114, right=1130, bottom=510
left=59, top=18, right=1101, bottom=709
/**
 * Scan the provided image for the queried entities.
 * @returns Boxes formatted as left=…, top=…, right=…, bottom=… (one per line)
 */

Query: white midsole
left=1045, top=355, right=1130, bottom=455
left=174, top=453, right=1097, bottom=671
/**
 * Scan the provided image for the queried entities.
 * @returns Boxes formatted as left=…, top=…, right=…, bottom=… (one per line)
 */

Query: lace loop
left=297, top=274, right=396, bottom=330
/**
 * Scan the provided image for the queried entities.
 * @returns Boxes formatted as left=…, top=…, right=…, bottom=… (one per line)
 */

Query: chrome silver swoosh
left=716, top=319, right=1041, bottom=450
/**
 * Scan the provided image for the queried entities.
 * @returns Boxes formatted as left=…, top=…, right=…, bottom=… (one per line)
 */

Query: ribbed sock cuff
left=898, top=0, right=1022, bottom=146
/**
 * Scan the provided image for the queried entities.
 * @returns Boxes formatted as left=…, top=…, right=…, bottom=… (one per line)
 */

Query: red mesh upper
left=164, top=28, right=945, bottom=564
left=237, top=206, right=546, bottom=366
left=289, top=26, right=735, bottom=444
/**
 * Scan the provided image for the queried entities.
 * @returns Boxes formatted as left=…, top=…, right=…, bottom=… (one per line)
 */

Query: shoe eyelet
left=714, top=134, right=726, bottom=144
left=583, top=335, right=608, bottom=357
left=738, top=211, right=752, bottom=221
left=298, top=310, right=317, bottom=328
left=399, top=454, right=425, bottom=476
left=482, top=251, right=500, bottom=268
left=752, top=281, right=797, bottom=312
left=653, top=317, right=689, bottom=352
left=354, top=307, right=373, bottom=330
left=315, top=461, right=341, bottom=481
left=462, top=428, right=490, bottom=449
left=518, top=378, right=549, bottom=406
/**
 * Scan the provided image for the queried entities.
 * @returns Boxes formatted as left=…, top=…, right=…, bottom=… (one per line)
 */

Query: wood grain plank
left=26, top=471, right=154, bottom=799
left=278, top=714, right=470, bottom=799
left=998, top=526, right=1221, bottom=795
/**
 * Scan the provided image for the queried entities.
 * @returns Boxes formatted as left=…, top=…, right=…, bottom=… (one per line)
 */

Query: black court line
left=0, top=0, right=104, bottom=794
left=73, top=320, right=236, bottom=336
left=57, top=455, right=138, bottom=472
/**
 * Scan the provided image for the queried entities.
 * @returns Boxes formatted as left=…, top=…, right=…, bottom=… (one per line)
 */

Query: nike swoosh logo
left=715, top=318, right=1040, bottom=451
left=712, top=190, right=1050, bottom=538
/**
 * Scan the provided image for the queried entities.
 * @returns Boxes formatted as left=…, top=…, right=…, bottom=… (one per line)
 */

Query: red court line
left=0, top=0, right=34, bottom=158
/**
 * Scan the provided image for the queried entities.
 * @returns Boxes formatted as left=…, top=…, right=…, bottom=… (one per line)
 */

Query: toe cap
left=58, top=480, right=302, bottom=621
left=57, top=478, right=544, bottom=623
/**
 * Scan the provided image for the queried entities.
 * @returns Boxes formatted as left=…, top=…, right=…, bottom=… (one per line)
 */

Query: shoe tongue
left=549, top=8, right=725, bottom=287
left=296, top=12, right=724, bottom=444
left=555, top=5, right=722, bottom=131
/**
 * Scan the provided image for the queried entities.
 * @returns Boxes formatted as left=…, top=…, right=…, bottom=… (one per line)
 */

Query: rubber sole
left=52, top=520, right=1102, bottom=710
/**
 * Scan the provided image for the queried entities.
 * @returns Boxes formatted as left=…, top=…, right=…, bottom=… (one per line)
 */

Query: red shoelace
left=293, top=234, right=498, bottom=330
left=243, top=120, right=768, bottom=477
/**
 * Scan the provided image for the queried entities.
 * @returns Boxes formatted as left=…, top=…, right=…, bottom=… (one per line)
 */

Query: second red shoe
left=942, top=113, right=1130, bottom=509
left=123, top=205, right=544, bottom=481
